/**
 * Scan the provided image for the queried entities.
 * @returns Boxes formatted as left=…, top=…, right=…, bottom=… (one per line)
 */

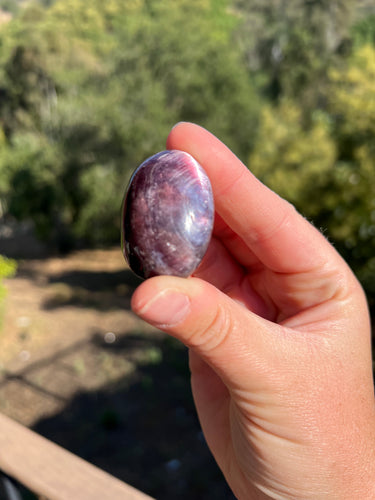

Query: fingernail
left=171, top=121, right=186, bottom=130
left=137, top=290, right=191, bottom=327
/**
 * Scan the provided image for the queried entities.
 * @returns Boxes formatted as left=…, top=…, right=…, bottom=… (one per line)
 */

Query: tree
left=234, top=0, right=357, bottom=105
left=249, top=44, right=375, bottom=306
left=327, top=44, right=375, bottom=294
left=0, top=0, right=260, bottom=249
left=249, top=99, right=336, bottom=220
left=352, top=14, right=375, bottom=48
left=0, top=44, right=55, bottom=138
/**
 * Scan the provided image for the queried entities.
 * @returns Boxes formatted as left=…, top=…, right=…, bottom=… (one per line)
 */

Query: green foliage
left=250, top=43, right=375, bottom=302
left=0, top=255, right=16, bottom=328
left=0, top=0, right=21, bottom=14
left=327, top=44, right=375, bottom=293
left=0, top=0, right=259, bottom=250
left=1, top=0, right=375, bottom=306
left=330, top=45, right=375, bottom=136
left=234, top=0, right=356, bottom=106
left=2, top=132, right=64, bottom=239
left=250, top=101, right=336, bottom=208
left=352, top=15, right=375, bottom=47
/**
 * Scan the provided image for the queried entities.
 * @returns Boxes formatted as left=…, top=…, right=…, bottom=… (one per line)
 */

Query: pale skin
left=131, top=122, right=375, bottom=499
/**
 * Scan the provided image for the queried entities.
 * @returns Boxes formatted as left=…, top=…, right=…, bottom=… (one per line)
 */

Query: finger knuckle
left=189, top=304, right=233, bottom=354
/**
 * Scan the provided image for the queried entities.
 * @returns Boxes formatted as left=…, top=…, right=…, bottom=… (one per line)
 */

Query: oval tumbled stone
left=121, top=150, right=214, bottom=279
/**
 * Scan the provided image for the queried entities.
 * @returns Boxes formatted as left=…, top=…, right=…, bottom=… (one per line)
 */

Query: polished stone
left=121, top=150, right=214, bottom=278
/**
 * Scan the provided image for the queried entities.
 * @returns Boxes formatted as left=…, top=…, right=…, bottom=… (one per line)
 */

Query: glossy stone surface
left=121, top=150, right=214, bottom=279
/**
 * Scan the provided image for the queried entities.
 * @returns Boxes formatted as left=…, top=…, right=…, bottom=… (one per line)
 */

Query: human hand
left=131, top=122, right=375, bottom=499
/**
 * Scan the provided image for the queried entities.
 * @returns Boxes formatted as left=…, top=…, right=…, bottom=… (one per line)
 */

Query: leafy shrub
left=0, top=255, right=16, bottom=329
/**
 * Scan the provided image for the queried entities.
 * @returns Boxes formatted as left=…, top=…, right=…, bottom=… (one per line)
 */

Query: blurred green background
left=0, top=0, right=375, bottom=304
left=1, top=1, right=375, bottom=498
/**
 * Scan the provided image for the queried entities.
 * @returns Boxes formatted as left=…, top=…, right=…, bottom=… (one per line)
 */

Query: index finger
left=167, top=122, right=339, bottom=273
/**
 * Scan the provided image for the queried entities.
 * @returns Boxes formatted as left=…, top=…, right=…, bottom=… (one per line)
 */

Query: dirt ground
left=0, top=248, right=235, bottom=499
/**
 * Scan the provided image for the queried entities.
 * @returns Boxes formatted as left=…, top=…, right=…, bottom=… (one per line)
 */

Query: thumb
left=131, top=276, right=282, bottom=389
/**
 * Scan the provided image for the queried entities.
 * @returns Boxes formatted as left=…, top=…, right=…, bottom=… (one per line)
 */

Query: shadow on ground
left=18, top=331, right=235, bottom=500
left=42, top=268, right=143, bottom=311
left=0, top=236, right=235, bottom=498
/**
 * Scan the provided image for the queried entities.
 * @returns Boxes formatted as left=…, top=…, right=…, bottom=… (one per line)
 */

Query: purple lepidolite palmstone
left=121, top=150, right=214, bottom=279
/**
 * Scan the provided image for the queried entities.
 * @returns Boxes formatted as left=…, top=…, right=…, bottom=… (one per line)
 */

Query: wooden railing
left=0, top=413, right=154, bottom=500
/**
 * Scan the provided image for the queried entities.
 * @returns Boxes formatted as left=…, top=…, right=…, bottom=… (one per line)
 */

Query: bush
left=0, top=255, right=16, bottom=329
